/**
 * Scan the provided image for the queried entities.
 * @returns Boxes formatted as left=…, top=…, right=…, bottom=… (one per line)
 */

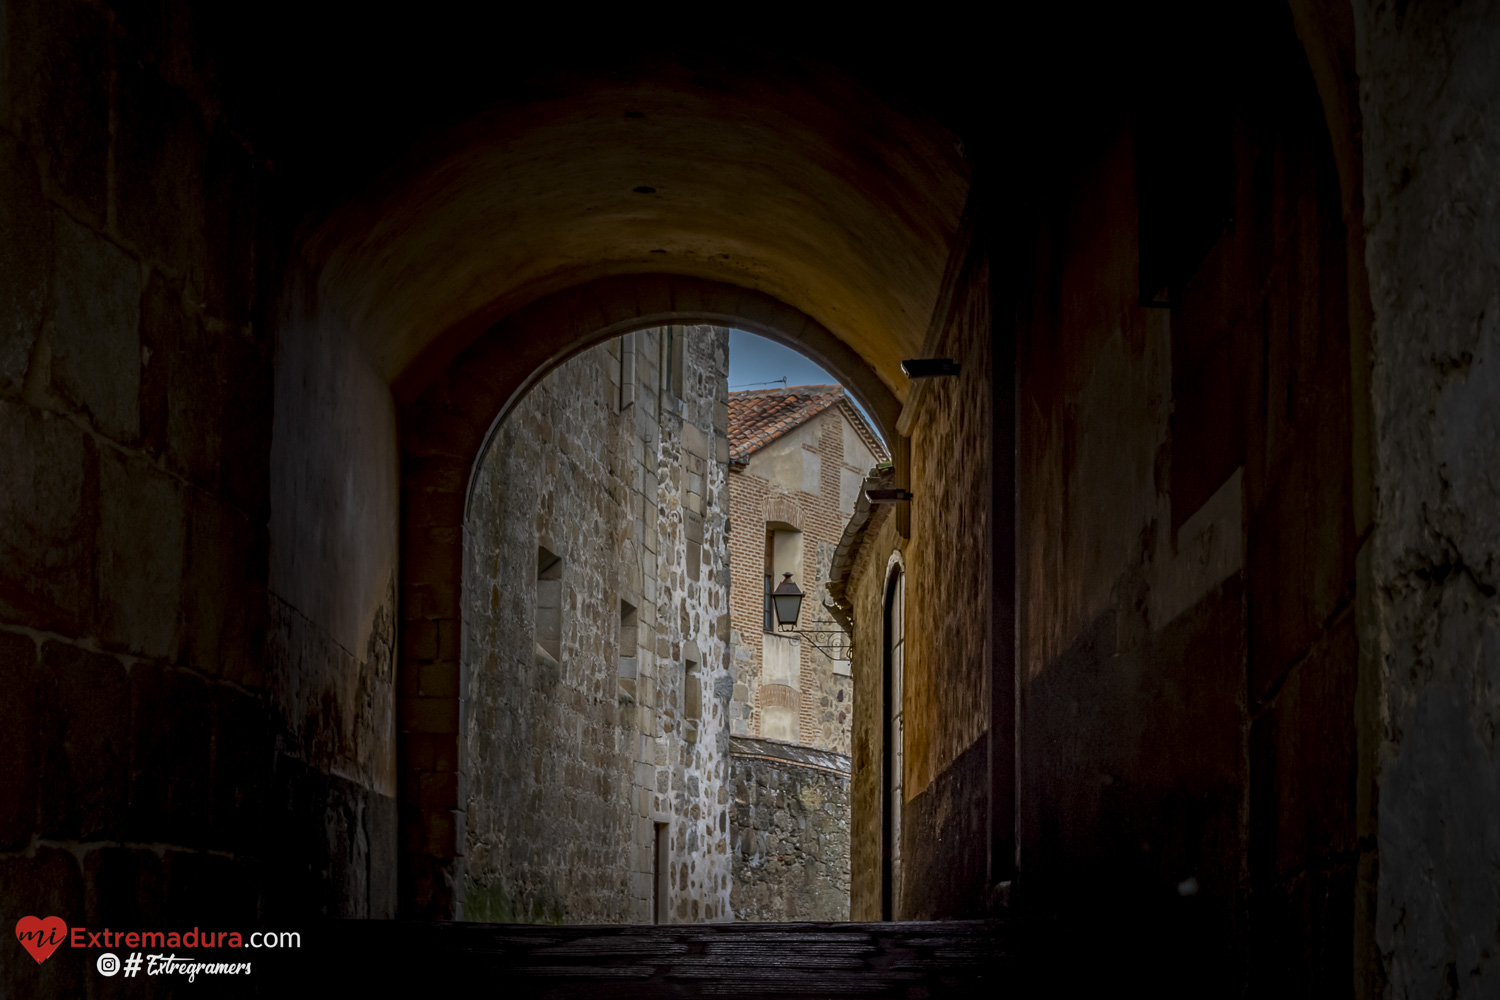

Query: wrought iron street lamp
left=772, top=572, right=804, bottom=633
left=771, top=572, right=851, bottom=659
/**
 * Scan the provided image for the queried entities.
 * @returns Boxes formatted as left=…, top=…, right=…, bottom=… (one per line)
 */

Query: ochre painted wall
left=844, top=231, right=997, bottom=922
left=847, top=507, right=902, bottom=920
left=897, top=253, right=995, bottom=920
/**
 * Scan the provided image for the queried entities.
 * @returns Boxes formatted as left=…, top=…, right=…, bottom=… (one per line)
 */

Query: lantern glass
left=771, top=572, right=803, bottom=632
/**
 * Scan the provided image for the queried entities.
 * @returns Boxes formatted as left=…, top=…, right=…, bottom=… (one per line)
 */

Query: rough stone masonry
left=464, top=326, right=734, bottom=923
left=729, top=736, right=852, bottom=922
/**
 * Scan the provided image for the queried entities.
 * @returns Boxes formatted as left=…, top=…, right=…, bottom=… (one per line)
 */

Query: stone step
left=292, top=919, right=1015, bottom=998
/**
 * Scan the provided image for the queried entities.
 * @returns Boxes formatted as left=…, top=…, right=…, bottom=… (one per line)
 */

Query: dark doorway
left=653, top=822, right=669, bottom=925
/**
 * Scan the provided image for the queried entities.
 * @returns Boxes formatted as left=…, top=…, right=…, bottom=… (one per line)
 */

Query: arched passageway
left=280, top=61, right=970, bottom=920
left=395, top=279, right=907, bottom=917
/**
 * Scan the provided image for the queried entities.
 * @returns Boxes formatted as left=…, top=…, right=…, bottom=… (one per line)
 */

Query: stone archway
left=396, top=272, right=901, bottom=917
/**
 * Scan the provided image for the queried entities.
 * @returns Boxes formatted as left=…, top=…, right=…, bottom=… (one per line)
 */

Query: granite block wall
left=0, top=11, right=397, bottom=1000
left=463, top=326, right=734, bottom=924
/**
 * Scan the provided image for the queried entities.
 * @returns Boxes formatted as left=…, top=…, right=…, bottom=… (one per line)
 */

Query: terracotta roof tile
left=727, top=385, right=845, bottom=463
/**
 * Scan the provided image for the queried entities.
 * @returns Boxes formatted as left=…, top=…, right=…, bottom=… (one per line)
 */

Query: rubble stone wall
left=729, top=736, right=851, bottom=922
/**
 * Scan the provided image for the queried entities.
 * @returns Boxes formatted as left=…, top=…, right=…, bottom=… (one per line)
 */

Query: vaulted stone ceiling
left=198, top=3, right=1282, bottom=409
left=194, top=8, right=1018, bottom=406
left=301, top=65, right=972, bottom=397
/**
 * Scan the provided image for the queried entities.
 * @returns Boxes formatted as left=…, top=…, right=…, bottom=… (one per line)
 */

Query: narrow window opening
left=618, top=599, right=639, bottom=703
left=661, top=325, right=685, bottom=399
left=535, top=546, right=563, bottom=662
left=759, top=521, right=805, bottom=743
left=619, top=332, right=637, bottom=411
left=763, top=524, right=802, bottom=632
left=684, top=657, right=701, bottom=743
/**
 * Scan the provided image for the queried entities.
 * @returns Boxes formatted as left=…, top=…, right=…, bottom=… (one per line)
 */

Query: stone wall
left=838, top=215, right=995, bottom=924
left=898, top=246, right=995, bottom=923
left=464, top=326, right=734, bottom=924
left=1010, top=11, right=1356, bottom=990
left=265, top=262, right=400, bottom=921
left=0, top=8, right=396, bottom=997
left=842, top=503, right=901, bottom=921
left=729, top=736, right=851, bottom=922
left=821, top=197, right=999, bottom=925
left=842, top=13, right=1363, bottom=962
left=1355, top=1, right=1500, bottom=994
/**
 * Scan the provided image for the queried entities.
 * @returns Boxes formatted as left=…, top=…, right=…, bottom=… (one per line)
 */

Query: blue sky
left=727, top=330, right=882, bottom=444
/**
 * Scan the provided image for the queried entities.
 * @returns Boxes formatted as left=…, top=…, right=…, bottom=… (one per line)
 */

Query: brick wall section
left=0, top=9, right=394, bottom=998
left=726, top=396, right=882, bottom=753
left=464, top=326, right=733, bottom=924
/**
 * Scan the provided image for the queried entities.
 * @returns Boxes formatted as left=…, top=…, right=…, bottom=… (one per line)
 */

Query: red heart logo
left=15, top=916, right=68, bottom=964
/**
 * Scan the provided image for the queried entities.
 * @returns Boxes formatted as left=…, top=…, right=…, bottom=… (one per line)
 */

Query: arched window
left=882, top=561, right=905, bottom=920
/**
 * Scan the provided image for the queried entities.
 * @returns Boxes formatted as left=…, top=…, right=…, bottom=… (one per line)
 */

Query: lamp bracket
left=900, top=358, right=961, bottom=379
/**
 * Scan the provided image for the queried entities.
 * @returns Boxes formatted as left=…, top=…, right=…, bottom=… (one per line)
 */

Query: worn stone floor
left=300, top=920, right=1013, bottom=997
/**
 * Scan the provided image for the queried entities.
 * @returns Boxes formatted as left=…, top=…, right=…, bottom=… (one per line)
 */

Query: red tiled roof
left=727, top=385, right=848, bottom=463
